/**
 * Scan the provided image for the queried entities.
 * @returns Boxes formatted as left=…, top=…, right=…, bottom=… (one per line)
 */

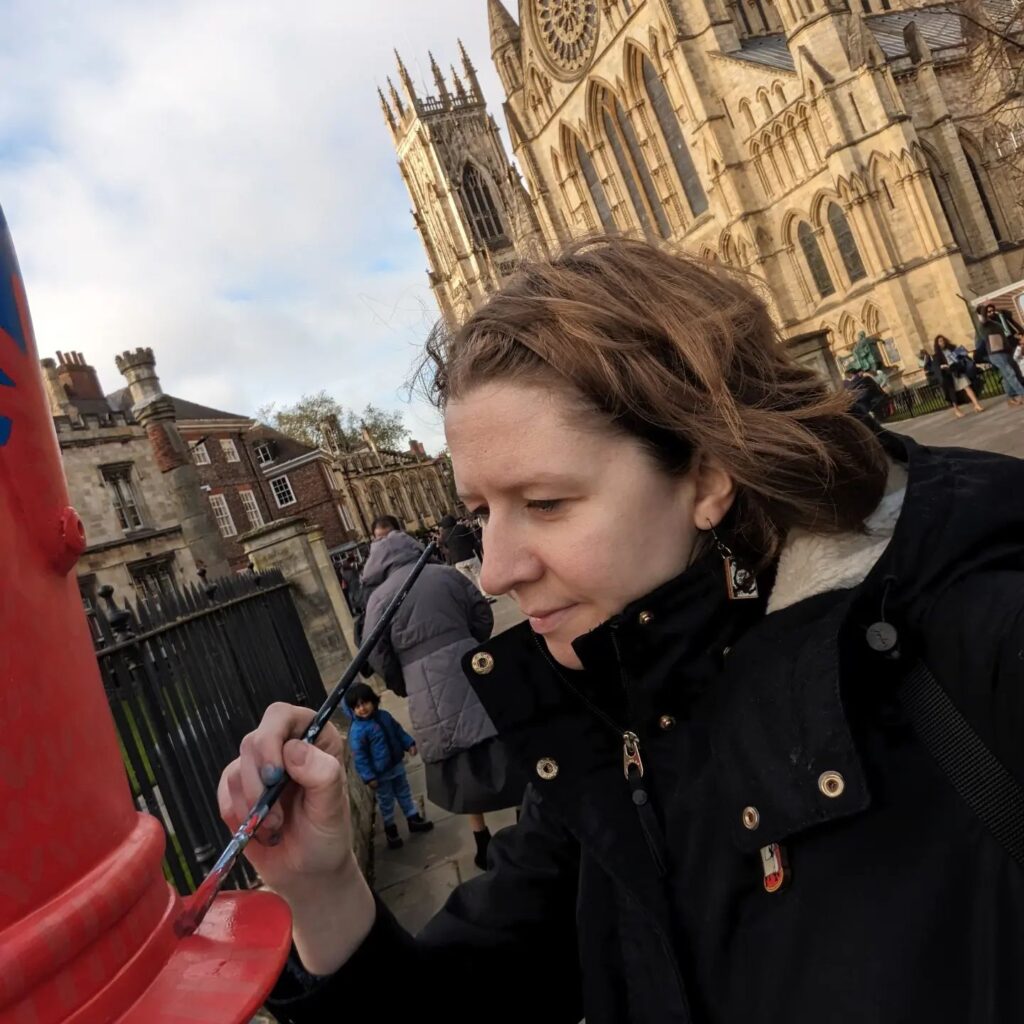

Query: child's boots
left=407, top=814, right=434, bottom=834
left=384, top=823, right=403, bottom=849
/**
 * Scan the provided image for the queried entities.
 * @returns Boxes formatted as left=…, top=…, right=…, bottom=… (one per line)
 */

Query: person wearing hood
left=358, top=526, right=523, bottom=868
left=221, top=238, right=1024, bottom=1024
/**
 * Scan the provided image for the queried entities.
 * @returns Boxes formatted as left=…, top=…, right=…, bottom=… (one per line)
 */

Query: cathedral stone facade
left=383, top=0, right=1024, bottom=383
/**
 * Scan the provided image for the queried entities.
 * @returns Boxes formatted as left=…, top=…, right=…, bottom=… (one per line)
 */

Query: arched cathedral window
left=641, top=57, right=708, bottom=217
left=798, top=221, right=835, bottom=298
left=462, top=164, right=507, bottom=248
left=601, top=105, right=651, bottom=234
left=827, top=202, right=866, bottom=283
left=963, top=147, right=1004, bottom=242
left=924, top=150, right=970, bottom=253
left=612, top=98, right=671, bottom=237
left=573, top=135, right=616, bottom=231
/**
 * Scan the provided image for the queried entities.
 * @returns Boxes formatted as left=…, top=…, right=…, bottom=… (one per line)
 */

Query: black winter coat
left=268, top=434, right=1024, bottom=1024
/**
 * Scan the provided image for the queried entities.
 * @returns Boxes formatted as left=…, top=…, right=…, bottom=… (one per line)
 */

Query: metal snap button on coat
left=658, top=714, right=676, bottom=731
left=536, top=757, right=559, bottom=781
left=470, top=652, right=494, bottom=675
left=818, top=770, right=845, bottom=798
left=742, top=806, right=760, bottom=830
left=638, top=610, right=654, bottom=626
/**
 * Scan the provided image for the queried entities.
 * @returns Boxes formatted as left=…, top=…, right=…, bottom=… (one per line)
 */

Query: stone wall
left=240, top=517, right=376, bottom=873
left=58, top=415, right=205, bottom=604
left=241, top=518, right=351, bottom=686
left=59, top=418, right=180, bottom=546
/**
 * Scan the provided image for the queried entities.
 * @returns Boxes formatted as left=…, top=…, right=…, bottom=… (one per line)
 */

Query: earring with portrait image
left=708, top=522, right=759, bottom=600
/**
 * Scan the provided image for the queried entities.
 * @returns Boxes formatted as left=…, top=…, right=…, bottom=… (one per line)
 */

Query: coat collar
left=464, top=433, right=951, bottom=864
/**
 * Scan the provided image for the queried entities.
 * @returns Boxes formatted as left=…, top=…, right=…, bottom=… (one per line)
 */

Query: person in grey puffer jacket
left=360, top=529, right=524, bottom=868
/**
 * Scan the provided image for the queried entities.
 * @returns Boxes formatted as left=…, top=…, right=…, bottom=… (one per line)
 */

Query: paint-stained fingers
left=238, top=702, right=343, bottom=832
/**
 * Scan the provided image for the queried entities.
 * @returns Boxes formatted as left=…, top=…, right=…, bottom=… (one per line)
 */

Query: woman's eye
left=528, top=499, right=561, bottom=513
left=471, top=507, right=489, bottom=522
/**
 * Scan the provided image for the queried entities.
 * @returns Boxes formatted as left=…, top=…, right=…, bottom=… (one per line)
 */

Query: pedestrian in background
left=345, top=682, right=433, bottom=850
left=360, top=528, right=523, bottom=870
left=339, top=555, right=363, bottom=616
left=438, top=513, right=489, bottom=598
left=934, top=335, right=984, bottom=417
left=842, top=367, right=887, bottom=420
left=977, top=303, right=1024, bottom=406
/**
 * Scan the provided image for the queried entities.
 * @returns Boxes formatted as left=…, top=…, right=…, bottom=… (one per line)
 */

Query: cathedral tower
left=379, top=41, right=547, bottom=326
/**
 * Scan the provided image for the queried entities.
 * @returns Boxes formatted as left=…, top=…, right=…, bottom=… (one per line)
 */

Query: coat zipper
left=533, top=633, right=669, bottom=876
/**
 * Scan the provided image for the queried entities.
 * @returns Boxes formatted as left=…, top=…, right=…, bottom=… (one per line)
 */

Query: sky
left=0, top=0, right=514, bottom=453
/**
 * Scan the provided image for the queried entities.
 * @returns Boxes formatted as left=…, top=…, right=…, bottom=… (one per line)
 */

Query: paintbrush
left=174, top=540, right=438, bottom=938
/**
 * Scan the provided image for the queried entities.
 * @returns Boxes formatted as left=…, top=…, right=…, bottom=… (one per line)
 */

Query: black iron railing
left=90, top=570, right=326, bottom=894
left=877, top=367, right=1005, bottom=423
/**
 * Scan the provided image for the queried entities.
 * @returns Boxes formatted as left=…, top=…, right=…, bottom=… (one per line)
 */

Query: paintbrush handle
left=175, top=541, right=438, bottom=937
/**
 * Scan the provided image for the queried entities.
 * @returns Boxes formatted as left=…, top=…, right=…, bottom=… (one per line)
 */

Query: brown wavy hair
left=423, top=236, right=888, bottom=565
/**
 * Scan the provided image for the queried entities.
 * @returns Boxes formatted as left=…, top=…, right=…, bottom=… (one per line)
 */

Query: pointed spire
left=387, top=76, right=405, bottom=117
left=429, top=50, right=450, bottom=105
left=394, top=48, right=409, bottom=81
left=487, top=0, right=520, bottom=57
left=450, top=64, right=467, bottom=101
left=378, top=86, right=396, bottom=128
left=394, top=48, right=417, bottom=105
left=459, top=37, right=484, bottom=102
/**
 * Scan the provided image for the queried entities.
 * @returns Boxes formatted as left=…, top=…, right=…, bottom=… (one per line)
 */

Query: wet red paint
left=0, top=205, right=291, bottom=1024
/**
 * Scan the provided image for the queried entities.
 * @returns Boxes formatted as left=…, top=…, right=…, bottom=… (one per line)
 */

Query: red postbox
left=0, top=205, right=292, bottom=1023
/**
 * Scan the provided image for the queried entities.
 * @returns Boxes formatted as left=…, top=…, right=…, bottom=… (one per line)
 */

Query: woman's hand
left=218, top=702, right=375, bottom=974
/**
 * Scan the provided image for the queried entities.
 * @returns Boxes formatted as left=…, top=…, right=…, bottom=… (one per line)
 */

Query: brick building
left=107, top=384, right=354, bottom=572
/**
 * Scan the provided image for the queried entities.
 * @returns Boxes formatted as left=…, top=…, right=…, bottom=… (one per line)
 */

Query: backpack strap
left=899, top=661, right=1024, bottom=867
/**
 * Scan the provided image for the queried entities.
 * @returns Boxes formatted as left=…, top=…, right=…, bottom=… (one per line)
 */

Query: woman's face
left=445, top=381, right=735, bottom=669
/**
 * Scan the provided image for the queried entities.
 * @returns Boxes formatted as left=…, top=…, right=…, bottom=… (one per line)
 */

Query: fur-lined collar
left=767, top=463, right=908, bottom=614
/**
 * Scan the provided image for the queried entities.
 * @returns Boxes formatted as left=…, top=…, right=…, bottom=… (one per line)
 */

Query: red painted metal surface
left=0, top=206, right=292, bottom=1023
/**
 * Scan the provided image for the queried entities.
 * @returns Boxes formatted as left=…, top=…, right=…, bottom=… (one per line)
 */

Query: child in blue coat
left=345, top=683, right=434, bottom=849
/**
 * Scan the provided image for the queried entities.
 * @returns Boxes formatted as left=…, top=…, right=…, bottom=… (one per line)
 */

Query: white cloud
left=0, top=0, right=512, bottom=452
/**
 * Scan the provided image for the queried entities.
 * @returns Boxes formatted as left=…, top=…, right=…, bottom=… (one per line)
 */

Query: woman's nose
left=478, top=521, right=540, bottom=597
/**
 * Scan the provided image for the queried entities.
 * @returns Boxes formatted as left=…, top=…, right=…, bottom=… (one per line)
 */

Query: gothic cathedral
left=381, top=0, right=1024, bottom=383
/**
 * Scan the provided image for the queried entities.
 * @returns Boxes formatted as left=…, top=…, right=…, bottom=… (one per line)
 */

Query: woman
left=220, top=239, right=1024, bottom=1023
left=933, top=334, right=983, bottom=417
left=977, top=302, right=1024, bottom=405
left=358, top=527, right=522, bottom=866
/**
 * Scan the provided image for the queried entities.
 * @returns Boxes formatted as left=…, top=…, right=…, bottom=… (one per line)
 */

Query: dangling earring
left=709, top=522, right=759, bottom=600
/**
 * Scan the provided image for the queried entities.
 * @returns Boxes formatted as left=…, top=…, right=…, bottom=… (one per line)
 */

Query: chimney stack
left=54, top=350, right=105, bottom=403
left=40, top=358, right=74, bottom=417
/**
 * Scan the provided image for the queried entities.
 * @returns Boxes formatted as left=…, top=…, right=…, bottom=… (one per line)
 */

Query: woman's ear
left=690, top=454, right=736, bottom=531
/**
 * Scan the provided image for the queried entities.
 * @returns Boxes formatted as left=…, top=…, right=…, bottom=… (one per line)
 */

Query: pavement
left=372, top=595, right=525, bottom=935
left=887, top=392, right=1024, bottom=458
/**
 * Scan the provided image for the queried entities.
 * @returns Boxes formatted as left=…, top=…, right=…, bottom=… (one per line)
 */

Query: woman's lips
left=527, top=605, right=576, bottom=635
